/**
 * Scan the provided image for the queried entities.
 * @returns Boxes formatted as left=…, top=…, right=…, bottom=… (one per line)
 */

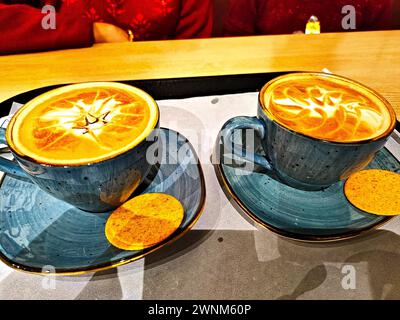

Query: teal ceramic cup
left=0, top=82, right=160, bottom=212
left=220, top=72, right=396, bottom=191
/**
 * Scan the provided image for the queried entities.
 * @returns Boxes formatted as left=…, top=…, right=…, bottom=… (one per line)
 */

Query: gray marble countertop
left=1, top=92, right=400, bottom=300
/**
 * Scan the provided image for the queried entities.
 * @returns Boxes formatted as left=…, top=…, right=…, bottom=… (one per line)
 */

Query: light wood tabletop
left=0, top=30, right=399, bottom=118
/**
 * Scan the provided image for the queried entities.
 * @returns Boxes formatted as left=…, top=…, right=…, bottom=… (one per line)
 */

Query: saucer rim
left=213, top=164, right=396, bottom=243
left=213, top=151, right=395, bottom=243
left=0, top=128, right=206, bottom=276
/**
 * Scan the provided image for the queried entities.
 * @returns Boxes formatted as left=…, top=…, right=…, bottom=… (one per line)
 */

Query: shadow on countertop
left=2, top=228, right=400, bottom=299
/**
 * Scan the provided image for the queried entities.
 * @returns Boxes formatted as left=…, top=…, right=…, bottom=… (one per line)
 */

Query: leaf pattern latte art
left=267, top=79, right=389, bottom=142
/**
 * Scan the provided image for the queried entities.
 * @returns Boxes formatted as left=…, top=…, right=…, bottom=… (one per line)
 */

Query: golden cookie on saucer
left=105, top=193, right=184, bottom=250
left=344, top=169, right=400, bottom=216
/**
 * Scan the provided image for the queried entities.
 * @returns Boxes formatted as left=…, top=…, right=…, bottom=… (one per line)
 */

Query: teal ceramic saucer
left=213, top=127, right=400, bottom=242
left=0, top=128, right=205, bottom=275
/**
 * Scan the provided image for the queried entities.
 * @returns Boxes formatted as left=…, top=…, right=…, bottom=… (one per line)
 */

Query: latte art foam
left=7, top=82, right=159, bottom=165
left=262, top=75, right=393, bottom=142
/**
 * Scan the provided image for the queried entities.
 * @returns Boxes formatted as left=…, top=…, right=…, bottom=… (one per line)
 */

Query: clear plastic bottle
left=305, top=15, right=320, bottom=34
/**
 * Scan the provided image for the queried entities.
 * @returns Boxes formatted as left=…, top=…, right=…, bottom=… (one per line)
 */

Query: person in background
left=223, top=0, right=398, bottom=36
left=0, top=0, right=213, bottom=55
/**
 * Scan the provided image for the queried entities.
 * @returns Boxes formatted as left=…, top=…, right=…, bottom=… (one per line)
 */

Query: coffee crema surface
left=262, top=74, right=393, bottom=143
left=8, top=82, right=159, bottom=165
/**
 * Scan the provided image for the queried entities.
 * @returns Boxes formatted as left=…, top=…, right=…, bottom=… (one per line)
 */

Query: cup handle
left=220, top=116, right=273, bottom=171
left=0, top=128, right=30, bottom=178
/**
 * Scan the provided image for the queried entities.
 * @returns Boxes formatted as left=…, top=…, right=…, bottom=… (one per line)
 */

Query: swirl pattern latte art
left=263, top=76, right=392, bottom=143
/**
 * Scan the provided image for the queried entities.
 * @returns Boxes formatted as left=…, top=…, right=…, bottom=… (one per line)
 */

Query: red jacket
left=0, top=0, right=213, bottom=54
left=223, top=0, right=398, bottom=36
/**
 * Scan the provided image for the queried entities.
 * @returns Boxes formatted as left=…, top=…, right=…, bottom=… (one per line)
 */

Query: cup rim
left=5, top=82, right=160, bottom=167
left=258, top=72, right=397, bottom=145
